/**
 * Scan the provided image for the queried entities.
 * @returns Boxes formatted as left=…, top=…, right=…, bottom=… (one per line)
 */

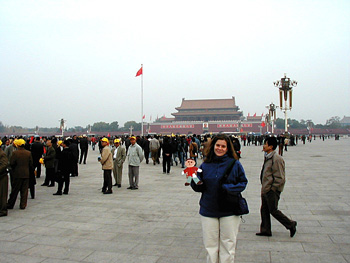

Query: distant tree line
left=0, top=120, right=143, bottom=134
left=0, top=116, right=347, bottom=135
left=274, top=116, right=346, bottom=129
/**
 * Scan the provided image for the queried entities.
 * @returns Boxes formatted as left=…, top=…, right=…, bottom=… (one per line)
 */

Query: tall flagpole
left=141, top=64, right=144, bottom=136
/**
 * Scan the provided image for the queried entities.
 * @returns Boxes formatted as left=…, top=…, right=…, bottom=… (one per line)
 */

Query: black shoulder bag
left=219, top=160, right=249, bottom=215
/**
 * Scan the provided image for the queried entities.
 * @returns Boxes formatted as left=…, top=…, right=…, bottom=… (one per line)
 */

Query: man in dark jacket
left=141, top=136, right=150, bottom=164
left=79, top=135, right=89, bottom=164
left=53, top=140, right=72, bottom=195
left=42, top=139, right=56, bottom=187
left=7, top=139, right=33, bottom=210
left=30, top=136, right=44, bottom=178
left=0, top=141, right=9, bottom=216
left=69, top=138, right=79, bottom=177
left=162, top=136, right=173, bottom=174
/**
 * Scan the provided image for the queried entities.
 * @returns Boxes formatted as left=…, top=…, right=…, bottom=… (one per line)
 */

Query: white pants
left=201, top=215, right=241, bottom=263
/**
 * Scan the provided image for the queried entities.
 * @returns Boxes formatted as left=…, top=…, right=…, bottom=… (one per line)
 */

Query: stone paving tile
left=16, top=234, right=79, bottom=247
left=0, top=252, right=45, bottom=263
left=0, top=222, right=23, bottom=231
left=49, top=221, right=102, bottom=231
left=22, top=244, right=93, bottom=261
left=296, top=226, right=348, bottom=234
left=271, top=251, right=348, bottom=263
left=235, top=250, right=271, bottom=262
left=132, top=243, right=202, bottom=258
left=0, top=240, right=36, bottom=254
left=11, top=225, right=70, bottom=236
left=343, top=254, right=350, bottom=262
left=0, top=231, right=28, bottom=242
left=41, top=259, right=85, bottom=263
left=83, top=251, right=159, bottom=263
left=157, top=257, right=205, bottom=263
left=112, top=232, right=177, bottom=246
left=59, top=228, right=118, bottom=241
left=329, top=234, right=350, bottom=244
left=237, top=240, right=304, bottom=252
left=69, top=238, right=137, bottom=253
left=302, top=242, right=350, bottom=254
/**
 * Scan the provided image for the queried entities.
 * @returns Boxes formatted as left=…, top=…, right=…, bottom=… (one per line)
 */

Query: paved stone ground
left=0, top=137, right=349, bottom=263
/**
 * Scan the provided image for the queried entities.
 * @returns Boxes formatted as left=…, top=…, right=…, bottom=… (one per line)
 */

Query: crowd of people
left=0, top=131, right=315, bottom=262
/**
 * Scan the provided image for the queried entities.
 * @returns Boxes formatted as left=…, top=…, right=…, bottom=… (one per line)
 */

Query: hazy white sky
left=1, top=0, right=349, bottom=128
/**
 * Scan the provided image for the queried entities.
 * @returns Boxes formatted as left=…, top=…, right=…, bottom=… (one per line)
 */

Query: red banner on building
left=161, top=124, right=195, bottom=129
left=217, top=124, right=252, bottom=128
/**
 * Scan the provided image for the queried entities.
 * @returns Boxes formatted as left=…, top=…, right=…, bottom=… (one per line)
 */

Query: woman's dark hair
left=204, top=134, right=238, bottom=163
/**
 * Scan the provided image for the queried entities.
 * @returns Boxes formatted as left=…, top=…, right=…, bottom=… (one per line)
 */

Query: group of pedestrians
left=0, top=134, right=90, bottom=216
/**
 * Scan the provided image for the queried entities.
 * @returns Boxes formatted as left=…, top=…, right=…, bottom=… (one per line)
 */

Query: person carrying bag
left=191, top=134, right=248, bottom=263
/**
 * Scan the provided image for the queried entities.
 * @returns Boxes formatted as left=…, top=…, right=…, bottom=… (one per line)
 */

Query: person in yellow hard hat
left=111, top=139, right=126, bottom=187
left=99, top=138, right=113, bottom=194
left=53, top=139, right=72, bottom=195
left=7, top=139, right=34, bottom=210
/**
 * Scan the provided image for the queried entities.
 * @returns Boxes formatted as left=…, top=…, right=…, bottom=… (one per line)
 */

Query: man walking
left=69, top=138, right=79, bottom=177
left=256, top=136, right=297, bottom=237
left=7, top=139, right=33, bottom=210
left=79, top=135, right=89, bottom=164
left=53, top=140, right=72, bottom=195
left=99, top=138, right=113, bottom=194
left=30, top=136, right=44, bottom=178
left=112, top=139, right=126, bottom=188
left=149, top=135, right=160, bottom=165
left=42, top=139, right=56, bottom=187
left=127, top=136, right=143, bottom=190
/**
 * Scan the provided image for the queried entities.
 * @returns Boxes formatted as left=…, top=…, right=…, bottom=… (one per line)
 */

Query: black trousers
left=7, top=178, right=29, bottom=209
left=162, top=155, right=171, bottom=173
left=34, top=161, right=41, bottom=178
left=102, top=170, right=112, bottom=192
left=260, top=190, right=294, bottom=234
left=57, top=172, right=70, bottom=194
left=79, top=149, right=88, bottom=164
left=0, top=175, right=8, bottom=216
left=44, top=167, right=55, bottom=186
left=72, top=161, right=78, bottom=176
left=144, top=150, right=150, bottom=164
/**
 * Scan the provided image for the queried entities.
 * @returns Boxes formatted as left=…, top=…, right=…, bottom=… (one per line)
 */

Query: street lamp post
left=59, top=118, right=66, bottom=137
left=266, top=102, right=277, bottom=134
left=273, top=74, right=297, bottom=133
left=265, top=114, right=269, bottom=133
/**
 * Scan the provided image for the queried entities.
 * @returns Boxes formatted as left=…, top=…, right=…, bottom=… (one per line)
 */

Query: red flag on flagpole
left=143, top=114, right=145, bottom=119
left=135, top=67, right=143, bottom=77
left=253, top=113, right=256, bottom=117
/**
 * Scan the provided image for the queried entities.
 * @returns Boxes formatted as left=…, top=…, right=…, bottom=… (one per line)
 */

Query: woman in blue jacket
left=191, top=134, right=248, bottom=263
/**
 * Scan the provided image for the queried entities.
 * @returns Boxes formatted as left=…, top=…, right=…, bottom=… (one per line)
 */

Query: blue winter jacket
left=191, top=154, right=248, bottom=218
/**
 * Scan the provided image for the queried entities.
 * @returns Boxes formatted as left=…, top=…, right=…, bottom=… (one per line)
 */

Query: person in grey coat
left=126, top=136, right=143, bottom=190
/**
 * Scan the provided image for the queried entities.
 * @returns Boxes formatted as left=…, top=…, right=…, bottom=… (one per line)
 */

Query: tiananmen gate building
left=144, top=97, right=267, bottom=135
